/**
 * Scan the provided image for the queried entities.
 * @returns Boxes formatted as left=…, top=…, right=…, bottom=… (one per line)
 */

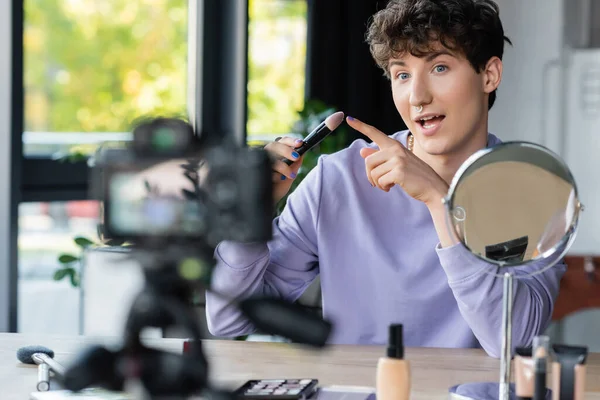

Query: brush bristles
left=17, top=345, right=54, bottom=364
left=324, top=111, right=345, bottom=131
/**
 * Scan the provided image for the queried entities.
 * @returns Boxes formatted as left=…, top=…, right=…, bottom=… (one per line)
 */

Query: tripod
left=63, top=247, right=230, bottom=399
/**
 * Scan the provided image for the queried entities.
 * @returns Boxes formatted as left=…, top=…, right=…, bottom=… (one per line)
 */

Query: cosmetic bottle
left=514, top=347, right=534, bottom=400
left=376, top=324, right=411, bottom=400
left=551, top=344, right=588, bottom=400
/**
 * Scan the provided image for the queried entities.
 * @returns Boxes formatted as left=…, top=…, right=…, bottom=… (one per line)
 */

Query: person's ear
left=482, top=56, right=502, bottom=94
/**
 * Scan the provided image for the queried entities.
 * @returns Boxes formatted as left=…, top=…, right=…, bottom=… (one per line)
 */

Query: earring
left=415, top=105, right=423, bottom=113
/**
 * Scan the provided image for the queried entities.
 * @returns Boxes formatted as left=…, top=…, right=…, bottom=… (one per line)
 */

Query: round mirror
left=444, top=141, right=582, bottom=271
left=443, top=141, right=583, bottom=400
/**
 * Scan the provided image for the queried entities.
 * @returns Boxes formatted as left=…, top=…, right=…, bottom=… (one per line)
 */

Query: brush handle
left=281, top=121, right=334, bottom=166
left=37, top=363, right=50, bottom=391
left=282, top=144, right=306, bottom=166
left=34, top=353, right=66, bottom=377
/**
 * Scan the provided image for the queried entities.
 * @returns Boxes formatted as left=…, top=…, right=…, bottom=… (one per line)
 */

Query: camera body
left=93, top=118, right=273, bottom=248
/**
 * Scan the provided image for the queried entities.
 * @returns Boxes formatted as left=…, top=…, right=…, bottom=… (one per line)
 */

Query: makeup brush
left=282, top=111, right=345, bottom=165
left=17, top=345, right=66, bottom=391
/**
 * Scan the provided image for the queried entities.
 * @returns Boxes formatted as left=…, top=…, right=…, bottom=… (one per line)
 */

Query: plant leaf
left=53, top=267, right=72, bottom=281
left=58, top=254, right=79, bottom=264
left=74, top=236, right=95, bottom=248
left=69, top=271, right=80, bottom=288
left=67, top=153, right=87, bottom=163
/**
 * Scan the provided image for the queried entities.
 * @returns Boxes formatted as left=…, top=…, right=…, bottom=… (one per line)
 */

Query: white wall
left=18, top=280, right=79, bottom=335
left=82, top=249, right=153, bottom=337
left=490, top=0, right=600, bottom=255
left=562, top=49, right=600, bottom=255
left=489, top=0, right=564, bottom=150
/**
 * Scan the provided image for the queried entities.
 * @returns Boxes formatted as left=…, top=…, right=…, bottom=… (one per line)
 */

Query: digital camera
left=92, top=117, right=273, bottom=248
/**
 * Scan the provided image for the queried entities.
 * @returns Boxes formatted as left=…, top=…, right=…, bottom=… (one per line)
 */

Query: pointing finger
left=346, top=116, right=396, bottom=149
left=360, top=147, right=378, bottom=159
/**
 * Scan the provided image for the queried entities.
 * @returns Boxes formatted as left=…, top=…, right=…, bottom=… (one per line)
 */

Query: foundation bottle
left=376, top=324, right=411, bottom=400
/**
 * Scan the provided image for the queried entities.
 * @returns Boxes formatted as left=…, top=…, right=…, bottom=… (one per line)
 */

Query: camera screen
left=106, top=160, right=206, bottom=237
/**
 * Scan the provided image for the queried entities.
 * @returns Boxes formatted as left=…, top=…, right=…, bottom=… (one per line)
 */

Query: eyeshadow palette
left=234, top=379, right=319, bottom=400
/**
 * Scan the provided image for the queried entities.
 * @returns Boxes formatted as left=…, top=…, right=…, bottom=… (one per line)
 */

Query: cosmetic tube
left=551, top=344, right=587, bottom=400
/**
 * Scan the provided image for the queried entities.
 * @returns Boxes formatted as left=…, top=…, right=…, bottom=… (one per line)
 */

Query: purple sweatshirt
left=205, top=130, right=566, bottom=357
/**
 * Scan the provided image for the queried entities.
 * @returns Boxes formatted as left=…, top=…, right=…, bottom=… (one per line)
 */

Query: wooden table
left=2, top=333, right=600, bottom=399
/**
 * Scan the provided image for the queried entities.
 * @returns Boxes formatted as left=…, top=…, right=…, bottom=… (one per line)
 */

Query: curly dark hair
left=366, top=0, right=512, bottom=109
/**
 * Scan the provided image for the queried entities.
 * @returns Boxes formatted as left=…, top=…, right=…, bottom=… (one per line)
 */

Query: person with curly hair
left=205, top=0, right=565, bottom=358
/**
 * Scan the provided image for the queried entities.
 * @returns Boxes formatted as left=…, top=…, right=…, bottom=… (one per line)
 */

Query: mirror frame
left=442, top=141, right=583, bottom=268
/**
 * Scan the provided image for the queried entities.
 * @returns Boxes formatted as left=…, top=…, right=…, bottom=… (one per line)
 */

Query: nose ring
left=415, top=105, right=423, bottom=113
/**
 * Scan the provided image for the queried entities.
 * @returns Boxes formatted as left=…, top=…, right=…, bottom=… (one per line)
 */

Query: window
left=13, top=0, right=308, bottom=333
left=246, top=0, right=307, bottom=145
left=23, top=0, right=189, bottom=158
left=19, top=0, right=189, bottom=333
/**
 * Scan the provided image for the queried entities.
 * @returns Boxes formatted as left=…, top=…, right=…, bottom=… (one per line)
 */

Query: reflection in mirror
left=447, top=144, right=580, bottom=267
left=443, top=142, right=583, bottom=400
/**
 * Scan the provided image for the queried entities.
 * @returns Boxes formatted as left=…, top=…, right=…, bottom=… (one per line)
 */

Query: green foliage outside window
left=25, top=0, right=309, bottom=141
left=24, top=0, right=188, bottom=134
left=246, top=0, right=308, bottom=137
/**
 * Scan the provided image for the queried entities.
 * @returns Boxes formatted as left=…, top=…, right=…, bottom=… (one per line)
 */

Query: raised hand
left=346, top=116, right=448, bottom=206
left=264, top=136, right=305, bottom=204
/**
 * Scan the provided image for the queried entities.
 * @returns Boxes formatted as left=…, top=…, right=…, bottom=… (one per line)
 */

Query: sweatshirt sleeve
left=204, top=156, right=327, bottom=338
left=436, top=243, right=566, bottom=358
